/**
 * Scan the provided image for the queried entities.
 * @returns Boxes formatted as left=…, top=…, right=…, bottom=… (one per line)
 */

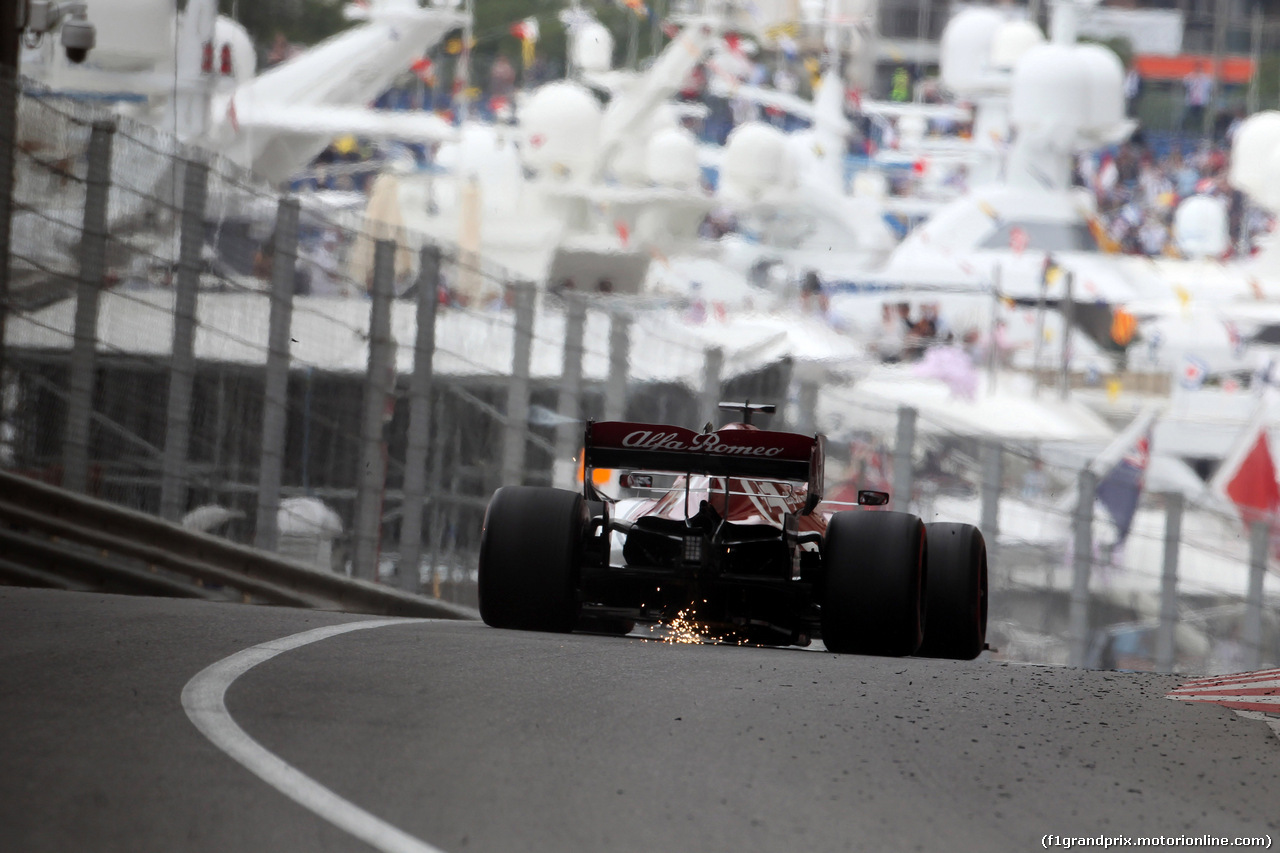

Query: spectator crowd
left=1076, top=130, right=1273, bottom=260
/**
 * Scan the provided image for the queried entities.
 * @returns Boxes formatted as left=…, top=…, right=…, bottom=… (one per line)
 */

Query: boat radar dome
left=610, top=106, right=679, bottom=185
left=1011, top=44, right=1086, bottom=137
left=1174, top=195, right=1230, bottom=259
left=719, top=122, right=795, bottom=204
left=1011, top=42, right=1124, bottom=143
left=439, top=124, right=519, bottom=191
left=1229, top=111, right=1280, bottom=210
left=519, top=81, right=602, bottom=180
left=940, top=6, right=1007, bottom=95
left=573, top=21, right=614, bottom=74
left=989, top=19, right=1044, bottom=70
left=1076, top=43, right=1125, bottom=133
left=645, top=127, right=700, bottom=189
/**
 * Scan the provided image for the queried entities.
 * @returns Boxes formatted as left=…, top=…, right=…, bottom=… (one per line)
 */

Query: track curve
left=3, top=587, right=1277, bottom=852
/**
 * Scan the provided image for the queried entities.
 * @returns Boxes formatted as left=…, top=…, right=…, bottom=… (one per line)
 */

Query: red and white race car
left=478, top=403, right=987, bottom=658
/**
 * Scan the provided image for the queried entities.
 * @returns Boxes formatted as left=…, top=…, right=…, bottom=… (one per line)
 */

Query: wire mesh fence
left=810, top=385, right=1279, bottom=675
left=0, top=78, right=1275, bottom=672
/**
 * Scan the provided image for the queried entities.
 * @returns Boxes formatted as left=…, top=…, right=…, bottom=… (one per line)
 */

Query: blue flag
left=1096, top=431, right=1150, bottom=543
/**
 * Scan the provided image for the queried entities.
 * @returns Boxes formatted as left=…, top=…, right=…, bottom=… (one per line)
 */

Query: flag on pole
left=1095, top=427, right=1151, bottom=544
left=1179, top=353, right=1209, bottom=390
left=1210, top=406, right=1280, bottom=526
left=509, top=17, right=539, bottom=41
left=1224, top=320, right=1245, bottom=357
left=410, top=57, right=434, bottom=85
left=1071, top=403, right=1160, bottom=528
left=510, top=17, right=539, bottom=68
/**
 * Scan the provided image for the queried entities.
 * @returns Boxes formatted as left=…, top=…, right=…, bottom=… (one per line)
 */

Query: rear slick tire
left=478, top=486, right=584, bottom=633
left=917, top=522, right=988, bottom=661
left=820, top=510, right=925, bottom=657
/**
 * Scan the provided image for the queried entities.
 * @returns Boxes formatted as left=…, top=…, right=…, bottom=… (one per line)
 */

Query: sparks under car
left=478, top=403, right=987, bottom=658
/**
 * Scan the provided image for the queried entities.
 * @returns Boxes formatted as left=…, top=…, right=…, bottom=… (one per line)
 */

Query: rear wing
left=584, top=421, right=825, bottom=506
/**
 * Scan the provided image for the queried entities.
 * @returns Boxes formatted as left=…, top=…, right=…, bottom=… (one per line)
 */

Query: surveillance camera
left=61, top=14, right=95, bottom=64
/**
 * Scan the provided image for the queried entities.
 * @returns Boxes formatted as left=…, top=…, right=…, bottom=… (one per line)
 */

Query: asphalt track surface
left=3, top=586, right=1279, bottom=853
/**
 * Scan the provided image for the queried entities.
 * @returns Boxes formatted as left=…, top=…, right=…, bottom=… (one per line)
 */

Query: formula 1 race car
left=478, top=403, right=987, bottom=659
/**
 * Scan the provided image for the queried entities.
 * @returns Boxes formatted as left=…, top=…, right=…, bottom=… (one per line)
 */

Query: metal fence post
left=979, top=439, right=1002, bottom=576
left=352, top=239, right=397, bottom=581
left=61, top=119, right=115, bottom=493
left=986, top=266, right=1001, bottom=394
left=553, top=294, right=586, bottom=489
left=500, top=282, right=534, bottom=487
left=1155, top=492, right=1183, bottom=673
left=1032, top=268, right=1047, bottom=398
left=159, top=157, right=209, bottom=521
left=700, top=346, right=724, bottom=429
left=253, top=197, right=300, bottom=552
left=1243, top=519, right=1268, bottom=671
left=0, top=67, right=16, bottom=391
left=397, top=245, right=440, bottom=593
left=892, top=406, right=916, bottom=514
left=426, top=404, right=448, bottom=599
left=1068, top=467, right=1097, bottom=668
left=605, top=308, right=631, bottom=421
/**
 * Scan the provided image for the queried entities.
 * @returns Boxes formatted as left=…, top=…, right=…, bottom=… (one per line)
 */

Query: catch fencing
left=0, top=79, right=1275, bottom=673
left=820, top=393, right=1279, bottom=674
left=0, top=78, right=793, bottom=608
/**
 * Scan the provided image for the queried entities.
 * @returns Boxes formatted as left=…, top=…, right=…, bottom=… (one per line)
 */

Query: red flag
left=1009, top=225, right=1029, bottom=254
left=1213, top=410, right=1280, bottom=526
left=510, top=18, right=539, bottom=41
left=1225, top=431, right=1280, bottom=523
left=410, top=57, right=433, bottom=85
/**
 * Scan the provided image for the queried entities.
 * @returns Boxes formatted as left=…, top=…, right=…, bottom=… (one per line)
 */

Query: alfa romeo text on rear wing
left=584, top=421, right=825, bottom=507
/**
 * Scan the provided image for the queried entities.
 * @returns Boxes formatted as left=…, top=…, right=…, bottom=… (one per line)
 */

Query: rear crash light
left=682, top=536, right=702, bottom=564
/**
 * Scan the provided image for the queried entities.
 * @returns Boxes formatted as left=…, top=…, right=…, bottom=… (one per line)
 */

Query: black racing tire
left=478, top=486, right=585, bottom=633
left=820, top=510, right=925, bottom=657
left=917, top=522, right=988, bottom=661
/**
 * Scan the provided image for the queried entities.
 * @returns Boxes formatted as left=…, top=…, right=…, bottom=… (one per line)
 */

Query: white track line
left=1232, top=710, right=1280, bottom=740
left=182, top=619, right=447, bottom=853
